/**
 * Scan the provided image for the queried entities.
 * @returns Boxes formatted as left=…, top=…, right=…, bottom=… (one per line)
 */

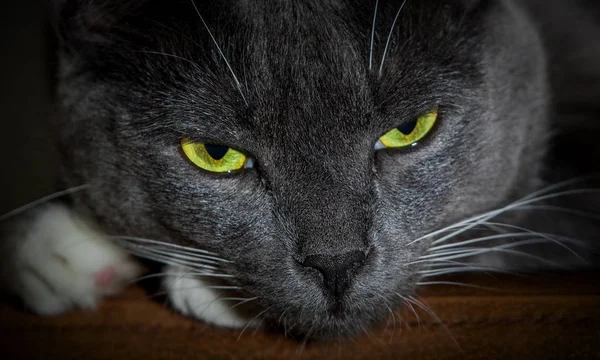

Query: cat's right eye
left=374, top=109, right=438, bottom=150
left=181, top=138, right=254, bottom=173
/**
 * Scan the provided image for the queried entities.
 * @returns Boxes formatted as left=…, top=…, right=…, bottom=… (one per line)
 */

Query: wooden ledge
left=1, top=273, right=599, bottom=359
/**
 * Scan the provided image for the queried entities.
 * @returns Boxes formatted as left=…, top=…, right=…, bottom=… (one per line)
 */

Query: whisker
left=136, top=50, right=202, bottom=69
left=143, top=286, right=243, bottom=299
left=115, top=236, right=224, bottom=258
left=157, top=266, right=205, bottom=310
left=211, top=297, right=255, bottom=302
left=189, top=0, right=248, bottom=105
left=416, top=281, right=496, bottom=291
left=428, top=238, right=559, bottom=257
left=515, top=204, right=600, bottom=221
left=183, top=293, right=258, bottom=332
left=521, top=174, right=600, bottom=201
left=229, top=296, right=259, bottom=311
left=0, top=184, right=89, bottom=222
left=140, top=253, right=218, bottom=271
left=406, top=213, right=495, bottom=247
left=396, top=293, right=421, bottom=326
left=378, top=0, right=408, bottom=76
left=410, top=187, right=600, bottom=249
left=126, top=248, right=226, bottom=270
left=429, top=232, right=533, bottom=250
left=237, top=305, right=273, bottom=342
left=152, top=284, right=241, bottom=293
left=376, top=293, right=398, bottom=342
left=416, top=245, right=565, bottom=268
left=136, top=246, right=223, bottom=265
left=405, top=295, right=459, bottom=349
left=475, top=221, right=591, bottom=261
left=129, top=246, right=222, bottom=267
left=419, top=263, right=506, bottom=273
left=125, top=250, right=234, bottom=276
left=418, top=266, right=520, bottom=278
left=423, top=237, right=566, bottom=259
left=369, top=0, right=379, bottom=71
left=428, top=228, right=588, bottom=262
left=297, top=322, right=317, bottom=355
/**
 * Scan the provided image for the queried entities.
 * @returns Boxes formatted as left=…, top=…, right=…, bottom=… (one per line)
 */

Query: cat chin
left=164, top=265, right=260, bottom=328
left=0, top=204, right=142, bottom=315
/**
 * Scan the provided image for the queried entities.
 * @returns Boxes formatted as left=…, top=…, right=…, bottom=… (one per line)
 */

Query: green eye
left=375, top=109, right=438, bottom=149
left=181, top=138, right=253, bottom=173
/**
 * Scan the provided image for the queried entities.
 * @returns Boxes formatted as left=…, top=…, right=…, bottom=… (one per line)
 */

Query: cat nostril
left=302, top=250, right=366, bottom=299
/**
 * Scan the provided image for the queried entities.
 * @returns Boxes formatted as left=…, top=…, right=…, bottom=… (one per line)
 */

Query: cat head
left=52, top=0, right=548, bottom=338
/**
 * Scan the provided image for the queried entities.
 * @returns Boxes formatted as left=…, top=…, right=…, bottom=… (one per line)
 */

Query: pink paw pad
left=94, top=267, right=116, bottom=289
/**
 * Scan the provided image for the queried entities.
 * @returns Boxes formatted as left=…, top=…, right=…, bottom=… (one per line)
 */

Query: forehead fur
left=57, top=0, right=488, bottom=156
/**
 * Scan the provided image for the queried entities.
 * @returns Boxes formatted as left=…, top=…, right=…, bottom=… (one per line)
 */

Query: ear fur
left=48, top=0, right=131, bottom=48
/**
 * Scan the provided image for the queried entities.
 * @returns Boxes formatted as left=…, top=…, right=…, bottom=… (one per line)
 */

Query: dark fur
left=50, top=0, right=599, bottom=339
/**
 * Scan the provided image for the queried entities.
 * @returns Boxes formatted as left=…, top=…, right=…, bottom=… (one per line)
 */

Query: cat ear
left=48, top=0, right=121, bottom=47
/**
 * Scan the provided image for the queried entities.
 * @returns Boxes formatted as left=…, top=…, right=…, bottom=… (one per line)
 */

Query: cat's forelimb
left=164, top=265, right=259, bottom=328
left=1, top=203, right=258, bottom=328
left=0, top=204, right=142, bottom=315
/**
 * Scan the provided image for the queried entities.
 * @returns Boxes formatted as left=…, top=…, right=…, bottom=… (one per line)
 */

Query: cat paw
left=164, top=265, right=259, bottom=328
left=3, top=204, right=142, bottom=315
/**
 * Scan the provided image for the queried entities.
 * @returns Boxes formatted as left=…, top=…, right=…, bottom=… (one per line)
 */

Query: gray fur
left=36, top=0, right=600, bottom=339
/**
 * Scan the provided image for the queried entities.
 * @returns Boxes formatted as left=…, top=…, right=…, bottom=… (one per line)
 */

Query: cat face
left=54, top=0, right=548, bottom=338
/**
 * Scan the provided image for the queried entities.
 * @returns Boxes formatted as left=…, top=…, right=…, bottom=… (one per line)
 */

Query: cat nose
left=302, top=251, right=366, bottom=298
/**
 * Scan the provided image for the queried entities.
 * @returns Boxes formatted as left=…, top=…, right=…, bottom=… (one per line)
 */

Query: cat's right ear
left=48, top=0, right=120, bottom=49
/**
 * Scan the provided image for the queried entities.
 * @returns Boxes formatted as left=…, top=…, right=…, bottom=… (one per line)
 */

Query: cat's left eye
left=375, top=109, right=438, bottom=150
left=181, top=138, right=254, bottom=173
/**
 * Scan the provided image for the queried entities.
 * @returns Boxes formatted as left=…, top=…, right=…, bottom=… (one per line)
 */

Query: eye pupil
left=204, top=144, right=229, bottom=160
left=396, top=119, right=418, bottom=135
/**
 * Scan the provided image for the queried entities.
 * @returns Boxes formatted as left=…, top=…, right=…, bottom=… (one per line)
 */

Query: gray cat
left=1, top=0, right=599, bottom=340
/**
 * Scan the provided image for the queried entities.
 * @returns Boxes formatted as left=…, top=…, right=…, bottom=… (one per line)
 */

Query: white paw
left=164, top=265, right=259, bottom=328
left=4, top=204, right=142, bottom=315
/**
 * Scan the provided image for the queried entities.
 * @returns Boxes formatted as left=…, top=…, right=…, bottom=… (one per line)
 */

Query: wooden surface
left=1, top=273, right=599, bottom=359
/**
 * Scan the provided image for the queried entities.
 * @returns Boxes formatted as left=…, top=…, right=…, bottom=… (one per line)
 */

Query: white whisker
left=416, top=281, right=496, bottom=291
left=127, top=244, right=224, bottom=264
left=406, top=213, right=493, bottom=247
left=136, top=246, right=223, bottom=265
left=131, top=249, right=220, bottom=270
left=475, top=221, right=590, bottom=260
left=115, top=236, right=224, bottom=258
left=136, top=50, right=203, bottom=69
left=190, top=0, right=248, bottom=105
left=144, top=284, right=242, bottom=299
left=378, top=0, right=408, bottom=76
left=417, top=244, right=565, bottom=268
left=369, top=0, right=379, bottom=71
left=229, top=296, right=259, bottom=310
left=429, top=232, right=533, bottom=250
left=515, top=204, right=600, bottom=221
left=409, top=187, right=600, bottom=249
left=405, top=295, right=459, bottom=348
left=237, top=305, right=273, bottom=342
left=521, top=174, right=600, bottom=201
left=0, top=184, right=89, bottom=222
left=419, top=266, right=519, bottom=277
left=125, top=250, right=234, bottom=277
left=396, top=293, right=421, bottom=326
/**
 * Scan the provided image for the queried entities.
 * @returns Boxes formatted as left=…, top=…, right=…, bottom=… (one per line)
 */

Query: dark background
left=0, top=1, right=58, bottom=215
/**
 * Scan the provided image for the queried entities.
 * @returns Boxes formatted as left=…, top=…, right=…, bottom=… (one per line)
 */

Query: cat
left=1, top=0, right=599, bottom=340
